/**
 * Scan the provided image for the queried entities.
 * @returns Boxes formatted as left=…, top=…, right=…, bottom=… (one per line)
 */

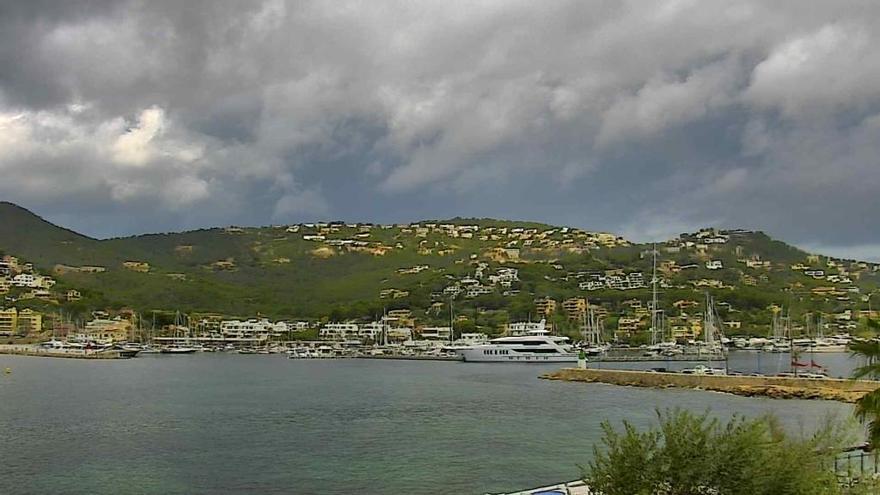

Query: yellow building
left=670, top=317, right=702, bottom=340
left=534, top=298, right=557, bottom=317
left=84, top=318, right=132, bottom=342
left=17, top=309, right=42, bottom=335
left=562, top=298, right=587, bottom=320
left=617, top=316, right=644, bottom=335
left=122, top=261, right=150, bottom=272
left=386, top=309, right=415, bottom=327
left=0, top=308, right=17, bottom=336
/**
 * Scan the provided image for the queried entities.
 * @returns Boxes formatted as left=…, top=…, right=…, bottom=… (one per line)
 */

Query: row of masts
left=580, top=301, right=604, bottom=346
left=771, top=310, right=828, bottom=341
left=650, top=243, right=722, bottom=348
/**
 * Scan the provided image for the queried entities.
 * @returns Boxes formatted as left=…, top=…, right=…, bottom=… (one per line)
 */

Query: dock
left=590, top=354, right=725, bottom=362
left=358, top=354, right=462, bottom=361
left=541, top=368, right=880, bottom=403
left=0, top=345, right=135, bottom=360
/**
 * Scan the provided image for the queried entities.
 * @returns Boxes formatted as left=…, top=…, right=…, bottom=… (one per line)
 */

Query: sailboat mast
left=384, top=307, right=389, bottom=346
left=449, top=298, right=454, bottom=345
left=651, top=244, right=657, bottom=339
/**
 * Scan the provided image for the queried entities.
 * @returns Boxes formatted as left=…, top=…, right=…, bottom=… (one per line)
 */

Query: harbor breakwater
left=541, top=368, right=880, bottom=403
left=0, top=345, right=131, bottom=359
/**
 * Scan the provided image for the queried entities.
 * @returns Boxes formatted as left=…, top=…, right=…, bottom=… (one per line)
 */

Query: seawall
left=0, top=345, right=130, bottom=360
left=541, top=368, right=880, bottom=403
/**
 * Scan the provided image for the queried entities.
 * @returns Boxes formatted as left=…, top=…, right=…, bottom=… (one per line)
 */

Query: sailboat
left=160, top=311, right=198, bottom=354
left=768, top=309, right=792, bottom=353
left=701, top=294, right=725, bottom=355
left=682, top=293, right=727, bottom=374
left=580, top=302, right=608, bottom=356
left=645, top=244, right=678, bottom=354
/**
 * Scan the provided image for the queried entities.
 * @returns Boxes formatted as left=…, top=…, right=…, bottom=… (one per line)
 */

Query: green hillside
left=1, top=202, right=878, bottom=340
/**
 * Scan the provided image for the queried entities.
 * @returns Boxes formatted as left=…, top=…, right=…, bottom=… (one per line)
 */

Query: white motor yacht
left=456, top=324, right=576, bottom=363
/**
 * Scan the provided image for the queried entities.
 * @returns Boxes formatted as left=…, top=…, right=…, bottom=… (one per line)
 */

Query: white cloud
left=746, top=23, right=880, bottom=117
left=111, top=107, right=165, bottom=166
left=2, top=0, right=880, bottom=251
left=597, top=58, right=742, bottom=146
left=273, top=188, right=330, bottom=220
left=0, top=105, right=212, bottom=210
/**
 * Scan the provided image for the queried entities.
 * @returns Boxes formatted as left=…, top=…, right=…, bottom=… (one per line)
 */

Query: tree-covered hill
left=1, top=202, right=878, bottom=339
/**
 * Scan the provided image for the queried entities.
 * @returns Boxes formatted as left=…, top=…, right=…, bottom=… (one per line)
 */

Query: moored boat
left=456, top=320, right=577, bottom=363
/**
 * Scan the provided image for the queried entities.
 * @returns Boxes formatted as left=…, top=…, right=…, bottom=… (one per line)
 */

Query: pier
left=541, top=368, right=880, bottom=403
left=358, top=354, right=462, bottom=361
left=589, top=354, right=725, bottom=362
left=0, top=345, right=134, bottom=360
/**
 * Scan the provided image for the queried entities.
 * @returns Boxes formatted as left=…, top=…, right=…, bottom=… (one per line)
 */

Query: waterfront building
left=16, top=309, right=42, bottom=335
left=286, top=321, right=311, bottom=332
left=616, top=316, right=643, bottom=336
left=388, top=327, right=413, bottom=340
left=386, top=309, right=414, bottom=327
left=0, top=307, right=17, bottom=336
left=320, top=323, right=359, bottom=340
left=221, top=319, right=287, bottom=340
left=420, top=326, right=452, bottom=340
left=358, top=322, right=386, bottom=340
left=84, top=317, right=131, bottom=342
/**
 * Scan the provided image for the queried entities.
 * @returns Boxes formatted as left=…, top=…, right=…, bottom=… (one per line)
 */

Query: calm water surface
left=0, top=353, right=859, bottom=494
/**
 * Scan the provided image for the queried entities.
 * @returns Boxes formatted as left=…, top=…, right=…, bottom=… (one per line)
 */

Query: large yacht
left=456, top=320, right=577, bottom=363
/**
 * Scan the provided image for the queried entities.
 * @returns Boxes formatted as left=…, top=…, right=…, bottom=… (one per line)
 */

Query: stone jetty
left=541, top=368, right=880, bottom=403
left=0, top=344, right=133, bottom=359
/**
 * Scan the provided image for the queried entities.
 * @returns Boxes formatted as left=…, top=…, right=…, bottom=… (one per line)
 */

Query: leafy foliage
left=584, top=409, right=846, bottom=495
left=849, top=341, right=880, bottom=449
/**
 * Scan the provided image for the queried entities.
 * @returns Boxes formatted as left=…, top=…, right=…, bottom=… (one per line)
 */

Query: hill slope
left=1, top=203, right=877, bottom=338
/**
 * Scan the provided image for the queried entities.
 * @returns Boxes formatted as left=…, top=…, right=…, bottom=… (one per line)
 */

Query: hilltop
left=1, top=202, right=878, bottom=340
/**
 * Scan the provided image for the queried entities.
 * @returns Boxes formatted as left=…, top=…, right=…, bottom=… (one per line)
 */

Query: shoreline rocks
left=541, top=368, right=879, bottom=403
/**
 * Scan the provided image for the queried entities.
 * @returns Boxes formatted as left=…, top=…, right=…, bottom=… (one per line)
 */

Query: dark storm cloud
left=1, top=0, right=880, bottom=259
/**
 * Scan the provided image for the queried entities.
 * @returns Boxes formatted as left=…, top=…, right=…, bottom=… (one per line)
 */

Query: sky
left=1, top=1, right=879, bottom=260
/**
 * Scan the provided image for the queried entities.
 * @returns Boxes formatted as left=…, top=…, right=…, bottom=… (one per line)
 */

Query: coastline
left=541, top=367, right=880, bottom=403
left=0, top=344, right=132, bottom=360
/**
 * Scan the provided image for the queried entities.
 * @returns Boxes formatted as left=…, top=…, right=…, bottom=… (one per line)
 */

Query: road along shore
left=541, top=368, right=880, bottom=403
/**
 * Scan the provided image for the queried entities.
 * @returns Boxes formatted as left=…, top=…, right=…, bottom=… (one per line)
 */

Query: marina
left=0, top=354, right=856, bottom=495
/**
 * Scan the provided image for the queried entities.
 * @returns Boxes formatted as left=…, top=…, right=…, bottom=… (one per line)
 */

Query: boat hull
left=160, top=348, right=197, bottom=354
left=457, top=349, right=577, bottom=363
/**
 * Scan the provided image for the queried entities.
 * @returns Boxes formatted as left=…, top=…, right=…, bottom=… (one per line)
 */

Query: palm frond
left=853, top=363, right=880, bottom=380
left=850, top=340, right=880, bottom=361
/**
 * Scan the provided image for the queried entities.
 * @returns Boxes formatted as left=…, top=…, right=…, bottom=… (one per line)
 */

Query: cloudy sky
left=1, top=1, right=879, bottom=259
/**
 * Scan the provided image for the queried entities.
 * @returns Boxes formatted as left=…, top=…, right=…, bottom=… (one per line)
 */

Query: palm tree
left=850, top=339, right=880, bottom=448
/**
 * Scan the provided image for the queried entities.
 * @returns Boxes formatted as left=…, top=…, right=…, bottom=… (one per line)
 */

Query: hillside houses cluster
left=0, top=255, right=69, bottom=303
left=577, top=271, right=646, bottom=291
left=435, top=263, right=521, bottom=299
left=5, top=223, right=880, bottom=345
left=289, top=221, right=630, bottom=254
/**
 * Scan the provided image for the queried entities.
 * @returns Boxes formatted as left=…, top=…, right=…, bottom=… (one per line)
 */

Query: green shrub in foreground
left=583, top=409, right=856, bottom=495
